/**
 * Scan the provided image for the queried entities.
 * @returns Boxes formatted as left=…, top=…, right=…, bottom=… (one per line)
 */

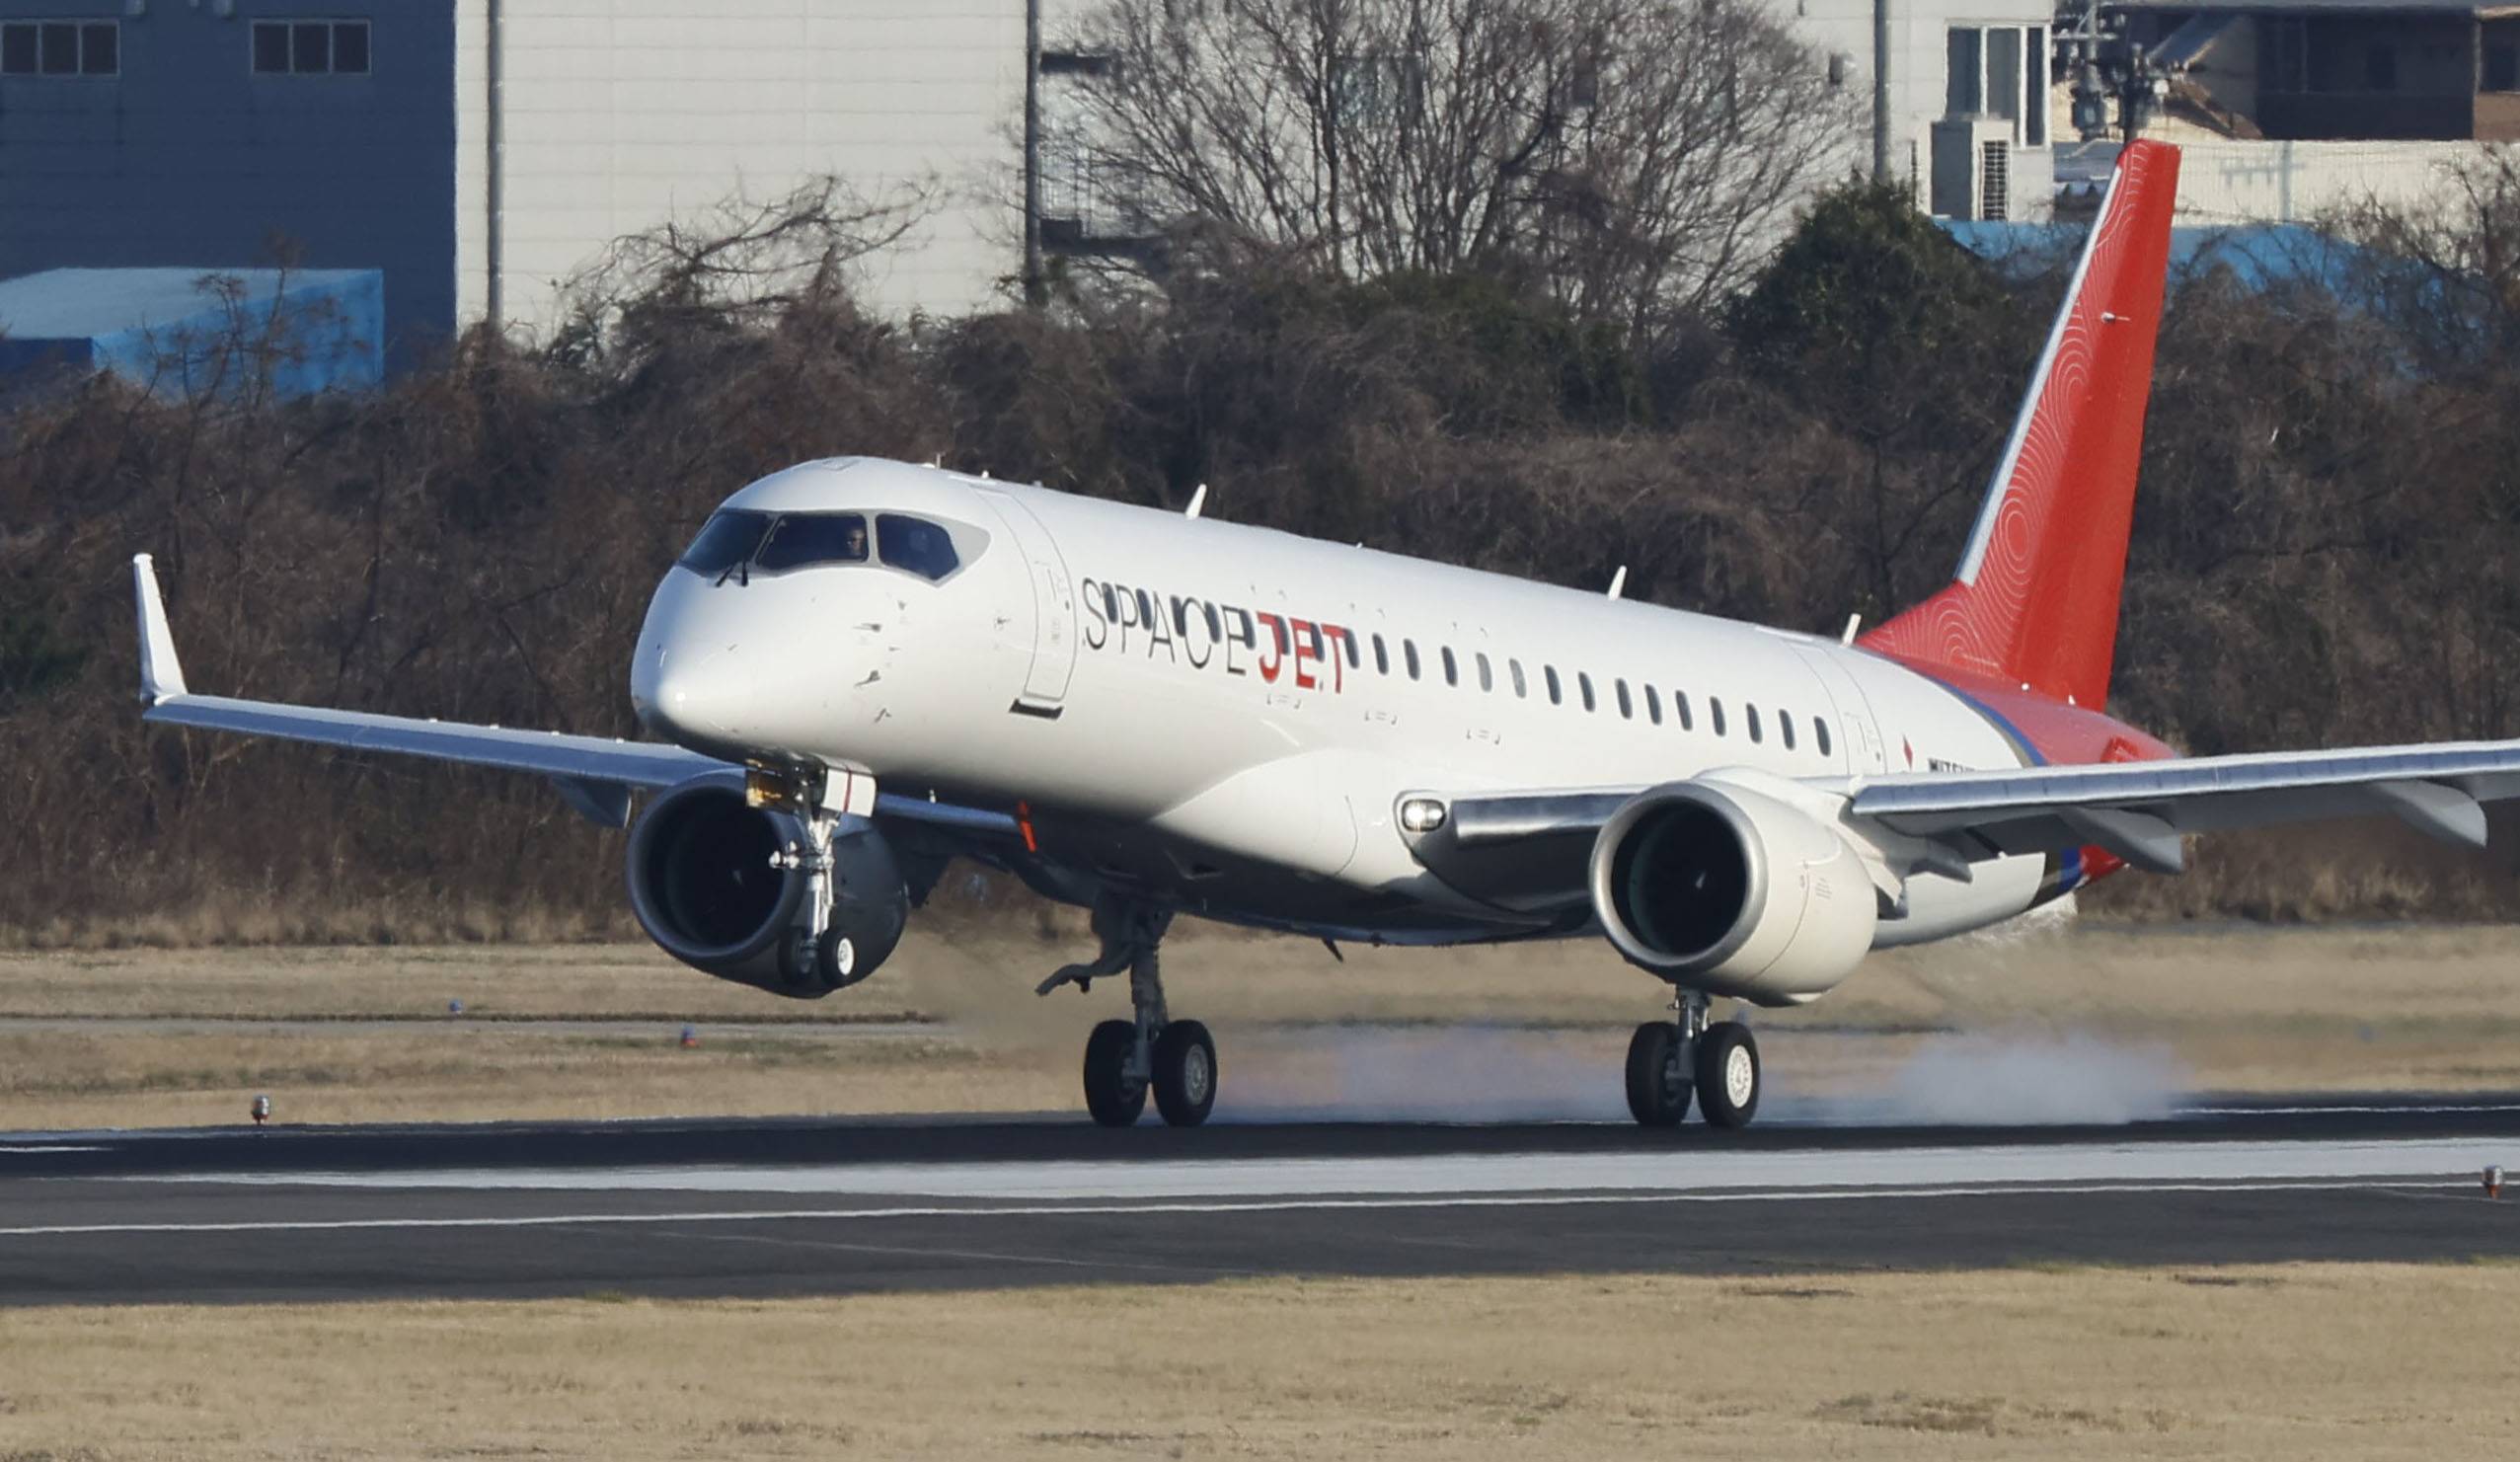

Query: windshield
left=756, top=513, right=870, bottom=573
left=876, top=513, right=960, bottom=581
left=677, top=510, right=773, bottom=576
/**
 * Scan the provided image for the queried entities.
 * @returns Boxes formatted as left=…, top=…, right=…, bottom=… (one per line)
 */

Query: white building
left=0, top=0, right=2050, bottom=362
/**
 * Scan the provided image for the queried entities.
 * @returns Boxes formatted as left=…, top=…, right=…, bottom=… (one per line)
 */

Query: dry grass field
left=3, top=919, right=2518, bottom=1128
left=1, top=1263, right=2514, bottom=1459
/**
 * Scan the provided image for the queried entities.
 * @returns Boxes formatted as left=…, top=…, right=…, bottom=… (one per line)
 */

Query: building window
left=1947, top=25, right=2045, bottom=146
left=254, top=20, right=370, bottom=76
left=2489, top=45, right=2518, bottom=93
left=2, top=21, right=117, bottom=77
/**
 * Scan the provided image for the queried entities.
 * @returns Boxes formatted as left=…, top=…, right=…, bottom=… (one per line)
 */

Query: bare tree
left=1056, top=0, right=1856, bottom=332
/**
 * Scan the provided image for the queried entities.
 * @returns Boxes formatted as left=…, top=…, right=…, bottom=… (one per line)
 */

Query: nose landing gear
left=1626, top=990, right=1761, bottom=1128
left=1039, top=897, right=1216, bottom=1127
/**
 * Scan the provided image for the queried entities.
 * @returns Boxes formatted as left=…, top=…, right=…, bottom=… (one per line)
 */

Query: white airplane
left=129, top=140, right=2520, bottom=1128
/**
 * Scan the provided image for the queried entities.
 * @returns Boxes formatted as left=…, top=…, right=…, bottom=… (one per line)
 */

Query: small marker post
left=2487, top=1165, right=2504, bottom=1199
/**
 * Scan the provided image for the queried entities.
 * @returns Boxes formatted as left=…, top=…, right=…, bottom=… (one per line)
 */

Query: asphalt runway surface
left=3, top=1096, right=2516, bottom=1305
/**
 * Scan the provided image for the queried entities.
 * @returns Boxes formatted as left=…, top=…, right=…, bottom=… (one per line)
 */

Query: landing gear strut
left=1039, top=898, right=1216, bottom=1127
left=1626, top=990, right=1761, bottom=1129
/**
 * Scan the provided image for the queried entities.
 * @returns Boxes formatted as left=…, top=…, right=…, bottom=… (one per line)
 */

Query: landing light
left=745, top=769, right=798, bottom=810
left=1399, top=798, right=1448, bottom=834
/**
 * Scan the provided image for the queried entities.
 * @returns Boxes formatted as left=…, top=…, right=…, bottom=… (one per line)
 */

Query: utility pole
left=1023, top=0, right=1046, bottom=306
left=1871, top=0, right=1893, bottom=182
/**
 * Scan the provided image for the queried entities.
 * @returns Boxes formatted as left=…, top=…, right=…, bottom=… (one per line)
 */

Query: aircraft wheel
left=1083, top=1019, right=1147, bottom=1127
left=1624, top=1022, right=1692, bottom=1126
left=1694, top=1021, right=1761, bottom=1129
left=814, top=928, right=858, bottom=991
left=1152, top=1019, right=1218, bottom=1128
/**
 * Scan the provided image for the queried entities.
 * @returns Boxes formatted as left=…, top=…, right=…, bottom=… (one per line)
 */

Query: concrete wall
left=2171, top=138, right=2504, bottom=222
left=455, top=0, right=1095, bottom=336
left=0, top=1, right=457, bottom=362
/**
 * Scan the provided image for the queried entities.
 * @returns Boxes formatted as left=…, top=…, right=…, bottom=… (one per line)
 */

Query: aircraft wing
left=1851, top=742, right=2520, bottom=874
left=1409, top=741, right=2520, bottom=910
left=131, top=555, right=1021, bottom=838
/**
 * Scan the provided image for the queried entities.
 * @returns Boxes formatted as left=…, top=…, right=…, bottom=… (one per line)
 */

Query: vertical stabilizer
left=1859, top=140, right=2180, bottom=708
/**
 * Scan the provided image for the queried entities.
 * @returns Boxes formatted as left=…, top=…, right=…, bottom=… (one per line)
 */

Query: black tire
left=1694, top=1021, right=1761, bottom=1129
left=1083, top=1019, right=1147, bottom=1127
left=1624, top=1022, right=1691, bottom=1126
left=1152, top=1019, right=1218, bottom=1128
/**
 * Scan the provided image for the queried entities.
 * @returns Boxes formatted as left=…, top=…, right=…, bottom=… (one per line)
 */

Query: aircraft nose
left=632, top=645, right=743, bottom=748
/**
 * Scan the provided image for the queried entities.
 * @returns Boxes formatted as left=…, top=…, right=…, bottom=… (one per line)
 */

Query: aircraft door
left=1794, top=645, right=1888, bottom=775
left=975, top=488, right=1080, bottom=712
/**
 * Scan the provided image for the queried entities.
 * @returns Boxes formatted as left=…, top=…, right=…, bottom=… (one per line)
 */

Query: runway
left=3, top=1096, right=2515, bottom=1305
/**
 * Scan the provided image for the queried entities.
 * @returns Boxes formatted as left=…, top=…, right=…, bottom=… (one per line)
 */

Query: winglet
left=132, top=553, right=188, bottom=704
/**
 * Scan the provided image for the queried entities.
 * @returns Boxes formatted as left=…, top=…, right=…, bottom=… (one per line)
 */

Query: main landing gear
left=1625, top=989, right=1761, bottom=1129
left=1037, top=898, right=1216, bottom=1127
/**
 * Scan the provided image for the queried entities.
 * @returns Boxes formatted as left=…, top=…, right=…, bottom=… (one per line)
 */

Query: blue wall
left=0, top=2, right=455, bottom=366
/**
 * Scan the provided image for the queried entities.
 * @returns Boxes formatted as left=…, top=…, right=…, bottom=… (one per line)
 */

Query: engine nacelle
left=1587, top=779, right=1876, bottom=1006
left=625, top=772, right=908, bottom=997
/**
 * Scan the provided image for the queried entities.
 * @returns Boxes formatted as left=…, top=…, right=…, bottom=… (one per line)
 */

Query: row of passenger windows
left=1110, top=581, right=1839, bottom=760
left=1358, top=630, right=1833, bottom=756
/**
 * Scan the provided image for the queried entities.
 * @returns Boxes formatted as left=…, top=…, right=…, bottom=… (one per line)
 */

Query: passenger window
left=1578, top=673, right=1596, bottom=712
left=1616, top=679, right=1633, bottom=719
left=757, top=512, right=872, bottom=573
left=1510, top=659, right=1528, bottom=698
left=1674, top=690, right=1693, bottom=731
left=1747, top=704, right=1763, bottom=743
left=1341, top=629, right=1360, bottom=669
left=1644, top=685, right=1662, bottom=725
left=1104, top=583, right=1121, bottom=623
left=1205, top=603, right=1223, bottom=641
left=1476, top=653, right=1493, bottom=692
left=1373, top=634, right=1390, bottom=675
left=1781, top=711, right=1797, bottom=750
left=1405, top=641, right=1421, bottom=680
left=1141, top=588, right=1162, bottom=631
left=678, top=509, right=774, bottom=576
left=875, top=513, right=959, bottom=580
left=1816, top=719, right=1833, bottom=757
left=1710, top=697, right=1727, bottom=736
left=1441, top=647, right=1459, bottom=686
left=1545, top=666, right=1563, bottom=705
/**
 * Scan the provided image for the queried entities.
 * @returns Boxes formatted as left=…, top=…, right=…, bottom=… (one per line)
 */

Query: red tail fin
left=1859, top=140, right=2180, bottom=709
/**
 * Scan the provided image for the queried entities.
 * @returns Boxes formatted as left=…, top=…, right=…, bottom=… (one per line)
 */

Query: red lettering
left=1291, top=619, right=1319, bottom=690
left=1256, top=612, right=1283, bottom=683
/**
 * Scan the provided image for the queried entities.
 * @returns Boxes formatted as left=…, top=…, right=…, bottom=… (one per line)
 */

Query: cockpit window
left=677, top=510, right=773, bottom=576
left=876, top=513, right=960, bottom=581
left=755, top=512, right=870, bottom=573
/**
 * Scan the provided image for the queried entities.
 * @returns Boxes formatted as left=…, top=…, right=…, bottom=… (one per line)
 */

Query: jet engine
left=625, top=772, right=908, bottom=997
left=1587, top=779, right=1876, bottom=1006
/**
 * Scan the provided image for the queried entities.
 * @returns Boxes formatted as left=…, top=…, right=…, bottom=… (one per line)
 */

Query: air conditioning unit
left=1930, top=116, right=2017, bottom=221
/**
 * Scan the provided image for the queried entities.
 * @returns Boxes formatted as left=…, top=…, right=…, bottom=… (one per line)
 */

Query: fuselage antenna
left=1185, top=484, right=1208, bottom=519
